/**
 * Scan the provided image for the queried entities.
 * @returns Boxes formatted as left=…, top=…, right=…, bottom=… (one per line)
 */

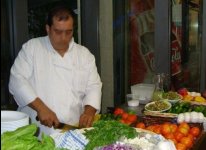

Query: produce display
left=1, top=107, right=204, bottom=150
left=1, top=87, right=205, bottom=150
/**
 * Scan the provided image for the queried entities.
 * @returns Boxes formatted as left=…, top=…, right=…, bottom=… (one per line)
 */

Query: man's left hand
left=79, top=105, right=96, bottom=128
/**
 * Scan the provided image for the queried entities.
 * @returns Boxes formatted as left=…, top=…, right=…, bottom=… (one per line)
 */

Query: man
left=9, top=4, right=102, bottom=136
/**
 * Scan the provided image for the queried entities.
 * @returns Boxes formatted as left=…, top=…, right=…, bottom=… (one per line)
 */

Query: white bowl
left=1, top=110, right=29, bottom=134
left=162, top=92, right=183, bottom=104
left=144, top=100, right=172, bottom=113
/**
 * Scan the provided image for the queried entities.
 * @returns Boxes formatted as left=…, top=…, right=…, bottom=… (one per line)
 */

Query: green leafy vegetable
left=1, top=124, right=56, bottom=150
left=1, top=123, right=37, bottom=145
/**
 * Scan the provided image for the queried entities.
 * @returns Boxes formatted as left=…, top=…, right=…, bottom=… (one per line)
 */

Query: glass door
left=171, top=0, right=203, bottom=91
left=113, top=0, right=205, bottom=105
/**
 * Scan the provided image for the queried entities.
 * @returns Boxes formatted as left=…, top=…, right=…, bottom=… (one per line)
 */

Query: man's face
left=46, top=16, right=74, bottom=53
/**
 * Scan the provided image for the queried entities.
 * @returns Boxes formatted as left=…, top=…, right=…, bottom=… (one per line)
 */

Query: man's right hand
left=29, top=97, right=59, bottom=128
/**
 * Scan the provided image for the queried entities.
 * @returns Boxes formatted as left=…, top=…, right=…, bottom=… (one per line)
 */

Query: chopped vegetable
left=146, top=101, right=170, bottom=111
left=162, top=91, right=181, bottom=100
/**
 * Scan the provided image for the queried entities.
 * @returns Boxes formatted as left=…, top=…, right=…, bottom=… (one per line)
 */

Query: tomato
left=189, top=127, right=200, bottom=137
left=114, top=108, right=124, bottom=115
left=187, top=133, right=195, bottom=142
left=119, top=119, right=126, bottom=124
left=136, top=122, right=146, bottom=129
left=161, top=124, right=172, bottom=135
left=121, top=112, right=129, bottom=120
left=127, top=114, right=137, bottom=123
left=178, top=88, right=188, bottom=97
left=153, top=125, right=161, bottom=134
left=174, top=131, right=185, bottom=142
left=146, top=125, right=156, bottom=132
left=170, top=124, right=178, bottom=133
left=170, top=138, right=178, bottom=145
left=179, top=122, right=190, bottom=131
left=124, top=120, right=133, bottom=125
left=180, top=137, right=193, bottom=149
left=178, top=126, right=189, bottom=136
left=164, top=133, right=175, bottom=140
left=176, top=143, right=187, bottom=150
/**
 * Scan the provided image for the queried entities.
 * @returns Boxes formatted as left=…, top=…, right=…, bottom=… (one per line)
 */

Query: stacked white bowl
left=1, top=110, right=29, bottom=134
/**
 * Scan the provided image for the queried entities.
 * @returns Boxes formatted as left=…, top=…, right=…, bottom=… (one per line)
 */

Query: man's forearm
left=28, top=97, right=47, bottom=113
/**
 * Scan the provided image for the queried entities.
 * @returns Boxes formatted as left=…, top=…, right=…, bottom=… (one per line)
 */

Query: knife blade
left=35, top=116, right=79, bottom=130
left=55, top=122, right=80, bottom=130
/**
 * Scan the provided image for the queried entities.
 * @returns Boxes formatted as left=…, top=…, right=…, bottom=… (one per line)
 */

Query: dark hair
left=46, top=4, right=76, bottom=27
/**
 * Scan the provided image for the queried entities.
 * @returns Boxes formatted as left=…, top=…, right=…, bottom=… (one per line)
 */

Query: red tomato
left=164, top=133, right=175, bottom=140
left=122, top=112, right=129, bottom=120
left=170, top=124, right=178, bottom=133
left=187, top=133, right=195, bottom=142
left=124, top=120, right=132, bottom=125
left=179, top=122, right=190, bottom=131
left=174, top=131, right=185, bottom=142
left=153, top=125, right=161, bottom=134
left=170, top=138, right=178, bottom=145
left=178, top=88, right=188, bottom=97
left=180, top=137, right=193, bottom=149
left=127, top=114, right=137, bottom=123
left=161, top=124, right=172, bottom=135
left=146, top=125, right=156, bottom=132
left=114, top=108, right=124, bottom=115
left=189, top=127, right=200, bottom=137
left=178, top=126, right=189, bottom=136
left=119, top=119, right=126, bottom=124
left=176, top=143, right=187, bottom=150
left=136, top=122, right=146, bottom=129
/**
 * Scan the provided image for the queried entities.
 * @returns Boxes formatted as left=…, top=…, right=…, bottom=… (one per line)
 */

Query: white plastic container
left=126, top=94, right=140, bottom=107
left=131, top=83, right=155, bottom=104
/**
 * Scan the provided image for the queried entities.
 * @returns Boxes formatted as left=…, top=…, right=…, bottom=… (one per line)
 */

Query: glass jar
left=152, top=73, right=164, bottom=101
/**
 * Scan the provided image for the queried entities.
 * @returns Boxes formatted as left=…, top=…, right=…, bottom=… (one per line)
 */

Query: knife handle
left=36, top=116, right=39, bottom=121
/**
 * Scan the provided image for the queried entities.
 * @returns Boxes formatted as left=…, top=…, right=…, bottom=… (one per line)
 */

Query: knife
left=35, top=116, right=79, bottom=130
left=55, top=122, right=80, bottom=130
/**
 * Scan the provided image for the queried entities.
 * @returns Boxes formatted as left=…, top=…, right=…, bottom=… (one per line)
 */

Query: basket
left=139, top=115, right=203, bottom=130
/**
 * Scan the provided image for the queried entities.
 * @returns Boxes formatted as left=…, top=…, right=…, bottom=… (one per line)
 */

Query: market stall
left=1, top=88, right=206, bottom=150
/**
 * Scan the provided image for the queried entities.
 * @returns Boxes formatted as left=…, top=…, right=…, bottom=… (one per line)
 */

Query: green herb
left=83, top=120, right=138, bottom=150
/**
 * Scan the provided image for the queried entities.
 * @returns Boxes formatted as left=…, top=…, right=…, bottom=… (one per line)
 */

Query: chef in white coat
left=8, top=4, right=102, bottom=136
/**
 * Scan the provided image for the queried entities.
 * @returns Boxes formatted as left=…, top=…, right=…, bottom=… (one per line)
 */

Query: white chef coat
left=9, top=36, right=102, bottom=136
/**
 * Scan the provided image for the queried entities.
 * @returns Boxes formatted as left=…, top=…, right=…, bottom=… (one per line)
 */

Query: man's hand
left=29, top=97, right=59, bottom=128
left=79, top=105, right=96, bottom=128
